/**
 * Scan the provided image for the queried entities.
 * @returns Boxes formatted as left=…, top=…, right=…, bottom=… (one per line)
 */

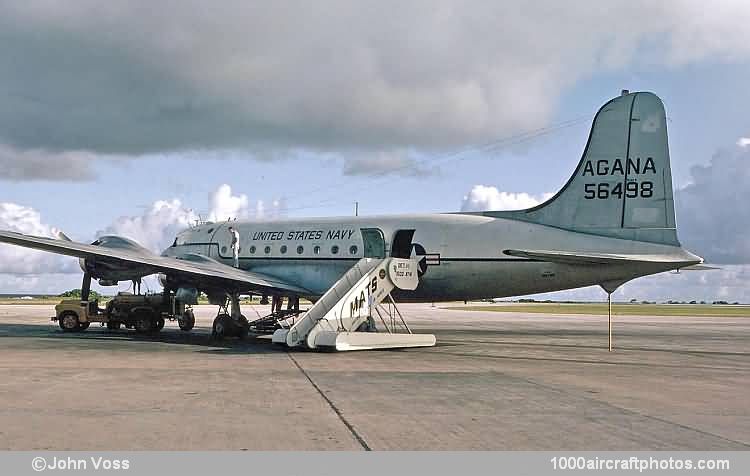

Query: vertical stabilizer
left=487, top=91, right=678, bottom=245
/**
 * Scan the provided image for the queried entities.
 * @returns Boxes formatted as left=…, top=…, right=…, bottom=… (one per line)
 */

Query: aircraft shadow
left=0, top=322, right=282, bottom=355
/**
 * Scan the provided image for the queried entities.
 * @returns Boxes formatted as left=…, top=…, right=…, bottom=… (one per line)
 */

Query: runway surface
left=0, top=303, right=748, bottom=450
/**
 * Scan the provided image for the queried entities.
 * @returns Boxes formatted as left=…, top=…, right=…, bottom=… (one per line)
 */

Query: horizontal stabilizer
left=678, top=264, right=720, bottom=271
left=503, top=249, right=701, bottom=268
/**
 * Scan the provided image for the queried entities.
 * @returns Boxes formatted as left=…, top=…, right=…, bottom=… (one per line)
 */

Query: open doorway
left=360, top=228, right=386, bottom=258
left=391, top=229, right=415, bottom=258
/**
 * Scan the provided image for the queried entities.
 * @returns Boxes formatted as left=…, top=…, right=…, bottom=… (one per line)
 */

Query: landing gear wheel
left=106, top=321, right=121, bottom=331
left=59, top=312, right=80, bottom=332
left=212, top=313, right=231, bottom=340
left=237, top=314, right=249, bottom=340
left=153, top=317, right=165, bottom=332
left=179, top=309, right=195, bottom=331
left=78, top=322, right=90, bottom=331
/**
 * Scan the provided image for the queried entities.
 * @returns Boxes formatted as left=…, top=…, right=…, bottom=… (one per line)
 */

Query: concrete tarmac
left=0, top=303, right=748, bottom=450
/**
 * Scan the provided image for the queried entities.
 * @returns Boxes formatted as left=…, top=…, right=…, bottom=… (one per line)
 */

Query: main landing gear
left=211, top=292, right=249, bottom=340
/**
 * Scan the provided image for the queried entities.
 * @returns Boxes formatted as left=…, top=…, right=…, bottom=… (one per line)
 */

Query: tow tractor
left=53, top=291, right=195, bottom=333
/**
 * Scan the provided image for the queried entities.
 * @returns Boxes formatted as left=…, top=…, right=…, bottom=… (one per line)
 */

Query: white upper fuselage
left=163, top=213, right=697, bottom=302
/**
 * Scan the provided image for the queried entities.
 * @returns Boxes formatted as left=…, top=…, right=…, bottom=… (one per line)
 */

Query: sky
left=1, top=1, right=749, bottom=302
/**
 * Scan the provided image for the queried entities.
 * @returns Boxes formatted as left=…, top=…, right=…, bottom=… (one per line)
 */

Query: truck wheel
left=179, top=310, right=195, bottom=332
left=106, top=321, right=121, bottom=331
left=133, top=310, right=154, bottom=334
left=153, top=317, right=165, bottom=332
left=59, top=312, right=80, bottom=332
left=78, top=322, right=90, bottom=331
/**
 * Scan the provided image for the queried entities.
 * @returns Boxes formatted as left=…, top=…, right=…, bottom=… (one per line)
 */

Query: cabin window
left=280, top=245, right=287, bottom=254
left=349, top=245, right=358, bottom=255
left=313, top=245, right=321, bottom=255
left=249, top=245, right=256, bottom=254
left=221, top=246, right=227, bottom=254
left=296, top=245, right=304, bottom=254
left=264, top=245, right=271, bottom=254
left=331, top=245, right=339, bottom=255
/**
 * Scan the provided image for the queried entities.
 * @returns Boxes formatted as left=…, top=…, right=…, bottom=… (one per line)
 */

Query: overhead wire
left=281, top=113, right=592, bottom=214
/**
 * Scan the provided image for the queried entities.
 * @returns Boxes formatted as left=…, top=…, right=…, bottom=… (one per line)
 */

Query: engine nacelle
left=78, top=235, right=154, bottom=281
left=175, top=287, right=199, bottom=305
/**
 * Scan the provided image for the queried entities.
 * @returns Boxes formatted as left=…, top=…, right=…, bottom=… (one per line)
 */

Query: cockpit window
left=207, top=228, right=214, bottom=234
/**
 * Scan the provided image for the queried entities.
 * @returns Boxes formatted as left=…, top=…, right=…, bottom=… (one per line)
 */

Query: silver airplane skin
left=0, top=91, right=702, bottom=308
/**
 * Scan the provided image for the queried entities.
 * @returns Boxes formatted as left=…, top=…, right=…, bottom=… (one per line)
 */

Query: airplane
left=0, top=90, right=703, bottom=350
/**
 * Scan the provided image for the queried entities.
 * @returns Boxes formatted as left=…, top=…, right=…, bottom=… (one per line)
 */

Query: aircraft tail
left=489, top=91, right=679, bottom=246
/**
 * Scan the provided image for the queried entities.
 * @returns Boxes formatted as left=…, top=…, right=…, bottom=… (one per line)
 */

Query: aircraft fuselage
left=163, top=213, right=693, bottom=302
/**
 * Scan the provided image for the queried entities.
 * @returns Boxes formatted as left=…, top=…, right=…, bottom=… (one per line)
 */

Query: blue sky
left=1, top=1, right=749, bottom=301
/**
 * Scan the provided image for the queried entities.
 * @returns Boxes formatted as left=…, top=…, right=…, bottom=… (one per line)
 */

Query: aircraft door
left=360, top=228, right=386, bottom=258
left=391, top=229, right=415, bottom=258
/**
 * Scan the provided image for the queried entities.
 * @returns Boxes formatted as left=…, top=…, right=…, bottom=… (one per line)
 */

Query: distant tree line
left=58, top=289, right=104, bottom=300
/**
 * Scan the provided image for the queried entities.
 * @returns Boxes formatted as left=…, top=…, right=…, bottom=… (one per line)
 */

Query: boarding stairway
left=272, top=256, right=436, bottom=351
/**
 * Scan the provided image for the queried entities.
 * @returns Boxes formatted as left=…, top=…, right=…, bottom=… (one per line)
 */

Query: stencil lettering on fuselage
left=250, top=229, right=355, bottom=241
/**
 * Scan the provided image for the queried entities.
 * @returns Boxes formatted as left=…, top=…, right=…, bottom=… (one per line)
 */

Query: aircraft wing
left=503, top=249, right=702, bottom=267
left=0, top=230, right=310, bottom=295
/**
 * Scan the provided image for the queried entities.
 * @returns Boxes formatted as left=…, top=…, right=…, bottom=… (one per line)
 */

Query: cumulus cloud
left=461, top=185, right=553, bottom=211
left=97, top=183, right=286, bottom=253
left=97, top=199, right=199, bottom=253
left=675, top=140, right=750, bottom=264
left=207, top=184, right=249, bottom=222
left=737, top=137, right=750, bottom=148
left=1, top=0, right=750, bottom=179
left=0, top=202, right=77, bottom=274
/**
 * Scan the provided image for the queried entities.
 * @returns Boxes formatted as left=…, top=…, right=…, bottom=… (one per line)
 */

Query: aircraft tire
left=78, top=322, right=90, bottom=331
left=106, top=321, right=121, bottom=330
left=238, top=323, right=248, bottom=340
left=59, top=312, right=80, bottom=332
left=153, top=317, right=165, bottom=332
left=212, top=313, right=231, bottom=340
left=179, top=310, right=195, bottom=332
